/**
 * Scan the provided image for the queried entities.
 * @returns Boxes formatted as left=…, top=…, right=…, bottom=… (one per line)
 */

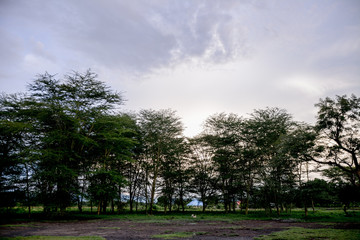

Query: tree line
left=1, top=70, right=359, bottom=216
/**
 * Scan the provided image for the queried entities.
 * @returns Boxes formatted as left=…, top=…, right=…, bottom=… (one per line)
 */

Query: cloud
left=1, top=0, right=359, bottom=135
left=1, top=0, right=257, bottom=76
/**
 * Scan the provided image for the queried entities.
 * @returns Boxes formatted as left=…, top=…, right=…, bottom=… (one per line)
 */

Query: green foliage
left=188, top=136, right=219, bottom=212
left=203, top=113, right=245, bottom=212
left=242, top=108, right=301, bottom=213
left=302, top=179, right=337, bottom=206
left=1, top=72, right=359, bottom=218
left=314, top=94, right=360, bottom=186
left=137, top=109, right=184, bottom=214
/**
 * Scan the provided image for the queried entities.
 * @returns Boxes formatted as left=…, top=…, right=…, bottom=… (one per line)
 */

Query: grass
left=152, top=232, right=194, bottom=239
left=152, top=232, right=206, bottom=239
left=1, top=207, right=359, bottom=224
left=116, top=208, right=360, bottom=223
left=255, top=227, right=360, bottom=240
left=0, top=237, right=105, bottom=240
left=0, top=224, right=38, bottom=228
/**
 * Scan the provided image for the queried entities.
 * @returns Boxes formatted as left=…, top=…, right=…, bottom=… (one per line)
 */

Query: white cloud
left=282, top=76, right=325, bottom=96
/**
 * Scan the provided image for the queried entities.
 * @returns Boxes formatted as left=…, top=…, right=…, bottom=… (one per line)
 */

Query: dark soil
left=0, top=219, right=353, bottom=240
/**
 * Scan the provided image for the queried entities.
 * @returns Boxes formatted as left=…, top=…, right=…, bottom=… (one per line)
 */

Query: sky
left=1, top=0, right=360, bottom=137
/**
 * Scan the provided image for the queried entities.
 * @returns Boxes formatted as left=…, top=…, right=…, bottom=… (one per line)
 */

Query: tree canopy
left=1, top=71, right=359, bottom=215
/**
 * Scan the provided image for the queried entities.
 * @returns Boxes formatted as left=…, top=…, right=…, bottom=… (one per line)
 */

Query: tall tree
left=244, top=108, right=295, bottom=215
left=137, top=109, right=184, bottom=214
left=188, top=136, right=218, bottom=212
left=276, top=123, right=318, bottom=215
left=88, top=114, right=137, bottom=214
left=0, top=93, right=34, bottom=209
left=27, top=70, right=123, bottom=213
left=203, top=113, right=244, bottom=213
left=162, top=137, right=190, bottom=212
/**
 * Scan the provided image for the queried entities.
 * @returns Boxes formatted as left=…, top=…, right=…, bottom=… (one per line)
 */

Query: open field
left=1, top=208, right=360, bottom=240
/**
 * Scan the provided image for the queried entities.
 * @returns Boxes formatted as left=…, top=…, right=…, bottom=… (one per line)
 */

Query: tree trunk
left=129, top=185, right=133, bottom=213
left=77, top=196, right=82, bottom=213
left=145, top=180, right=148, bottom=215
left=111, top=199, right=114, bottom=213
left=97, top=201, right=101, bottom=215
left=25, top=164, right=31, bottom=218
left=232, top=197, right=236, bottom=212
left=119, top=186, right=122, bottom=211
left=102, top=199, right=107, bottom=214
left=201, top=193, right=206, bottom=212
left=135, top=188, right=140, bottom=212
left=180, top=191, right=185, bottom=212
left=149, top=168, right=158, bottom=214
left=311, top=198, right=315, bottom=212
left=245, top=196, right=249, bottom=215
left=168, top=194, right=172, bottom=212
left=343, top=204, right=349, bottom=216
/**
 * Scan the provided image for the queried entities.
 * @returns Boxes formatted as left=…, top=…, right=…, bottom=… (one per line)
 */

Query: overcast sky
left=1, top=0, right=359, bottom=136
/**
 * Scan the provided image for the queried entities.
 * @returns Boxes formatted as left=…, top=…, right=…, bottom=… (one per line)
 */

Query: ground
left=1, top=218, right=353, bottom=240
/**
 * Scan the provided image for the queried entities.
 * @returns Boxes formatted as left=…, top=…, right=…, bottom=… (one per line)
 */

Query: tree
left=0, top=93, right=34, bottom=210
left=244, top=108, right=295, bottom=215
left=88, top=113, right=138, bottom=214
left=188, top=136, right=218, bottom=212
left=302, top=179, right=335, bottom=209
left=26, top=70, right=123, bottom=213
left=137, top=109, right=184, bottom=214
left=323, top=166, right=360, bottom=215
left=203, top=113, right=244, bottom=213
left=314, top=94, right=360, bottom=186
left=166, top=138, right=191, bottom=212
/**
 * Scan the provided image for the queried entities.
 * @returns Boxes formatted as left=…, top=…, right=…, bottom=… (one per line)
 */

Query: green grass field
left=2, top=206, right=359, bottom=224
left=255, top=227, right=360, bottom=240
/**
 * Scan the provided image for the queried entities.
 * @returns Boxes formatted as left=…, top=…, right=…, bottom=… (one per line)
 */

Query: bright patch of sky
left=1, top=0, right=359, bottom=136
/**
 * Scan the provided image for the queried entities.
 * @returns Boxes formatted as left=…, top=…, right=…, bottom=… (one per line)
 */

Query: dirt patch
left=0, top=219, right=338, bottom=240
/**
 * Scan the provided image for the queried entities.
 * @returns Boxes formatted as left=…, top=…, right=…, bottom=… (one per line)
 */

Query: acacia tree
left=313, top=94, right=360, bottom=186
left=277, top=123, right=318, bottom=215
left=26, top=70, right=123, bottom=213
left=125, top=155, right=146, bottom=212
left=137, top=109, right=184, bottom=214
left=164, top=138, right=190, bottom=212
left=188, top=136, right=218, bottom=212
left=244, top=108, right=295, bottom=215
left=0, top=93, right=35, bottom=210
left=88, top=114, right=137, bottom=214
left=203, top=113, right=244, bottom=213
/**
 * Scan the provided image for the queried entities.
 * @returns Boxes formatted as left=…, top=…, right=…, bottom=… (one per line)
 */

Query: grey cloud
left=1, top=0, right=255, bottom=74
